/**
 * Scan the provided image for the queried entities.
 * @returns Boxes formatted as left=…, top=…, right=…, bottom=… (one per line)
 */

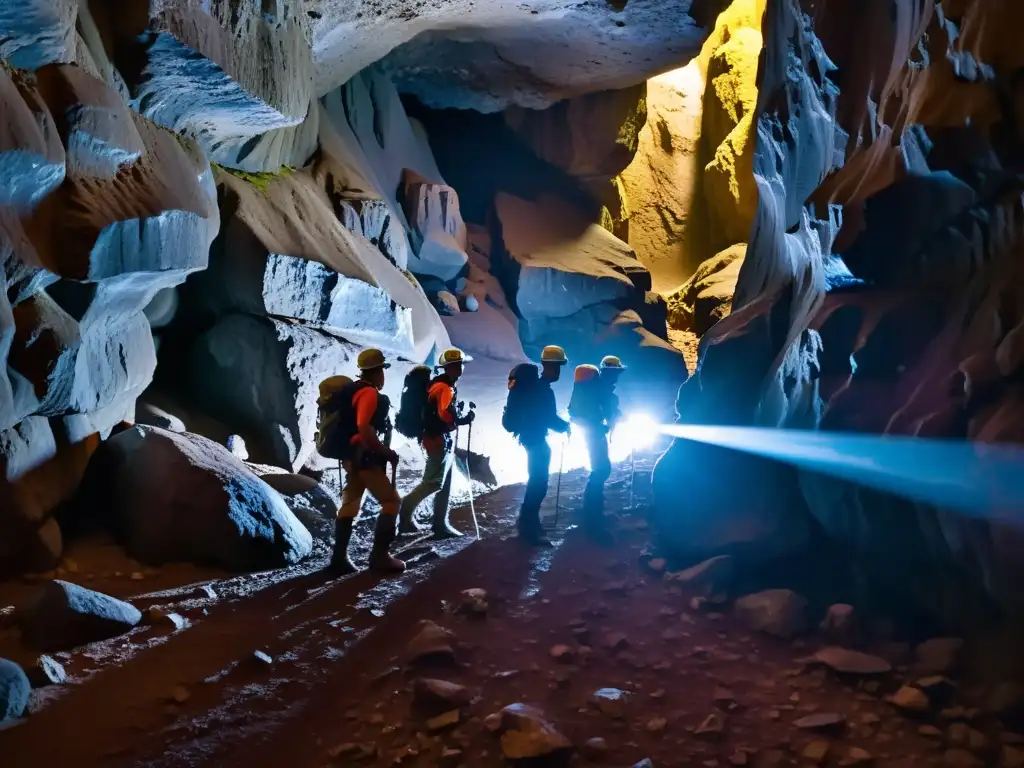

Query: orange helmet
left=573, top=364, right=600, bottom=383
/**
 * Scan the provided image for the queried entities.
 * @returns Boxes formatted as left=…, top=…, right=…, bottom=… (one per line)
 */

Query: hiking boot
left=517, top=511, right=552, bottom=547
left=431, top=518, right=464, bottom=540
left=368, top=514, right=406, bottom=573
left=328, top=517, right=358, bottom=575
left=397, top=507, right=423, bottom=535
left=582, top=507, right=614, bottom=547
left=517, top=525, right=553, bottom=547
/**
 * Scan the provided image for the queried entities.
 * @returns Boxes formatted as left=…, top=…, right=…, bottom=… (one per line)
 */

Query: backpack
left=395, top=366, right=433, bottom=439
left=502, top=363, right=540, bottom=439
left=568, top=364, right=603, bottom=424
left=316, top=377, right=372, bottom=460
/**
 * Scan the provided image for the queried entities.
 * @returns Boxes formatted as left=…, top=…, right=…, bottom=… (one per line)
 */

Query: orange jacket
left=423, top=379, right=456, bottom=452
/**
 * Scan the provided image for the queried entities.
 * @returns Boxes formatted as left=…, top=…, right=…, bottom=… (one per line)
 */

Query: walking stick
left=553, top=436, right=565, bottom=531
left=464, top=419, right=481, bottom=540
left=629, top=447, right=636, bottom=510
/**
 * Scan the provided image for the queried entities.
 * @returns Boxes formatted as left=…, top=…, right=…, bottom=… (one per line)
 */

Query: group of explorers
left=315, top=345, right=627, bottom=575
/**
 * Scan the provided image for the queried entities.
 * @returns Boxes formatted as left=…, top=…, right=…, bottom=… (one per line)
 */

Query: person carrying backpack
left=569, top=354, right=626, bottom=544
left=397, top=348, right=475, bottom=538
left=321, top=348, right=405, bottom=575
left=505, top=345, right=570, bottom=546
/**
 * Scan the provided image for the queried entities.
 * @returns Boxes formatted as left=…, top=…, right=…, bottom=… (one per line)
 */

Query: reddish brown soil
left=0, top=460, right=1009, bottom=767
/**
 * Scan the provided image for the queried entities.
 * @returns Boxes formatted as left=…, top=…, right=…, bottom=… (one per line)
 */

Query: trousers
left=399, top=440, right=454, bottom=522
left=338, top=462, right=399, bottom=519
left=519, top=439, right=551, bottom=530
left=582, top=426, right=611, bottom=516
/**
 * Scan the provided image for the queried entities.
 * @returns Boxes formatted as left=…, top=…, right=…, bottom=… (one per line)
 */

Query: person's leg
left=398, top=447, right=444, bottom=534
left=361, top=466, right=405, bottom=573
left=518, top=441, right=551, bottom=545
left=330, top=462, right=366, bottom=573
left=431, top=444, right=461, bottom=538
left=582, top=429, right=613, bottom=543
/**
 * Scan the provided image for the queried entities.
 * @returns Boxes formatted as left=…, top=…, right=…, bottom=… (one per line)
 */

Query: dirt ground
left=3, top=451, right=1018, bottom=767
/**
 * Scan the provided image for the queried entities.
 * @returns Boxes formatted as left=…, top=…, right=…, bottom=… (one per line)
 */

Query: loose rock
left=887, top=685, right=931, bottom=713
left=0, top=659, right=30, bottom=723
left=1002, top=746, right=1024, bottom=768
left=549, top=644, right=575, bottom=663
left=26, top=655, right=67, bottom=688
left=793, top=713, right=846, bottom=735
left=733, top=590, right=808, bottom=639
left=413, top=679, right=472, bottom=713
left=495, top=703, right=572, bottom=761
left=426, top=709, right=461, bottom=732
left=819, top=604, right=859, bottom=646
left=803, top=740, right=831, bottom=763
left=811, top=647, right=892, bottom=675
left=590, top=687, right=630, bottom=719
left=839, top=747, right=874, bottom=766
left=407, top=620, right=457, bottom=664
left=20, top=580, right=143, bottom=652
left=695, top=712, right=726, bottom=740
left=581, top=737, right=609, bottom=760
left=455, top=588, right=489, bottom=616
left=665, top=555, right=733, bottom=597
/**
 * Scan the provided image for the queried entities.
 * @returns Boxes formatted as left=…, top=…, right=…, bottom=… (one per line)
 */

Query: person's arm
left=356, top=389, right=398, bottom=462
left=546, top=389, right=569, bottom=433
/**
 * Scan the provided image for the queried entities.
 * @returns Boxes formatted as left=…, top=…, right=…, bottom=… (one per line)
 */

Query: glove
left=457, top=411, right=476, bottom=426
left=385, top=448, right=400, bottom=466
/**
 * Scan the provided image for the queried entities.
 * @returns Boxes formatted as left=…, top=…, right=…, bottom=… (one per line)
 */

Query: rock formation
left=654, top=0, right=1024, bottom=633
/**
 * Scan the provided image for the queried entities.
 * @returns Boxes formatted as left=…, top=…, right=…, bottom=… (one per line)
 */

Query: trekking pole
left=553, top=435, right=566, bottom=530
left=629, top=447, right=636, bottom=510
left=464, top=418, right=481, bottom=540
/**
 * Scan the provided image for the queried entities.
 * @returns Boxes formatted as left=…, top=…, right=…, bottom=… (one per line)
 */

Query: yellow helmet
left=357, top=348, right=390, bottom=371
left=437, top=347, right=473, bottom=368
left=318, top=375, right=352, bottom=405
left=600, top=355, right=626, bottom=370
left=540, top=345, right=568, bottom=365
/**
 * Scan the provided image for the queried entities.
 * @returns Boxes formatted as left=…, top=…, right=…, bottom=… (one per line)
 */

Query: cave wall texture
left=2, top=0, right=1024, bottom=643
left=0, top=0, right=718, bottom=575
left=657, top=0, right=1024, bottom=637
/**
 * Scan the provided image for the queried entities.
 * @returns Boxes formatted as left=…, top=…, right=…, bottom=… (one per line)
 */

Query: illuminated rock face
left=1, top=63, right=218, bottom=573
left=656, top=0, right=1024, bottom=628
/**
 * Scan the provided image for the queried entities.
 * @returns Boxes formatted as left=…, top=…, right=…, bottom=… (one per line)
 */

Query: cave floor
left=0, top=461, right=1002, bottom=767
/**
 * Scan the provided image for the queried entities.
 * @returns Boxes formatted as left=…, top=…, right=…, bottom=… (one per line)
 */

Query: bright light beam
left=663, top=424, right=1024, bottom=518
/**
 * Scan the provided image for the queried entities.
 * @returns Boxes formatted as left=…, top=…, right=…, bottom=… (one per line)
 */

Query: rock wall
left=1, top=61, right=219, bottom=573
left=655, top=0, right=1024, bottom=632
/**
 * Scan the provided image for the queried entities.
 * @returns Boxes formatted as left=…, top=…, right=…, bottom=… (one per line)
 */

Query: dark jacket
left=520, top=379, right=569, bottom=446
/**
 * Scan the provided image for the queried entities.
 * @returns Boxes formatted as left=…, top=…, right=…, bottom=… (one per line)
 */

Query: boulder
left=733, top=589, right=809, bottom=638
left=668, top=244, right=745, bottom=334
left=0, top=658, right=30, bottom=723
left=89, top=425, right=312, bottom=571
left=20, top=580, right=142, bottom=652
left=819, top=604, right=861, bottom=647
left=492, top=192, right=644, bottom=322
left=413, top=679, right=473, bottom=713
left=809, top=647, right=891, bottom=676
